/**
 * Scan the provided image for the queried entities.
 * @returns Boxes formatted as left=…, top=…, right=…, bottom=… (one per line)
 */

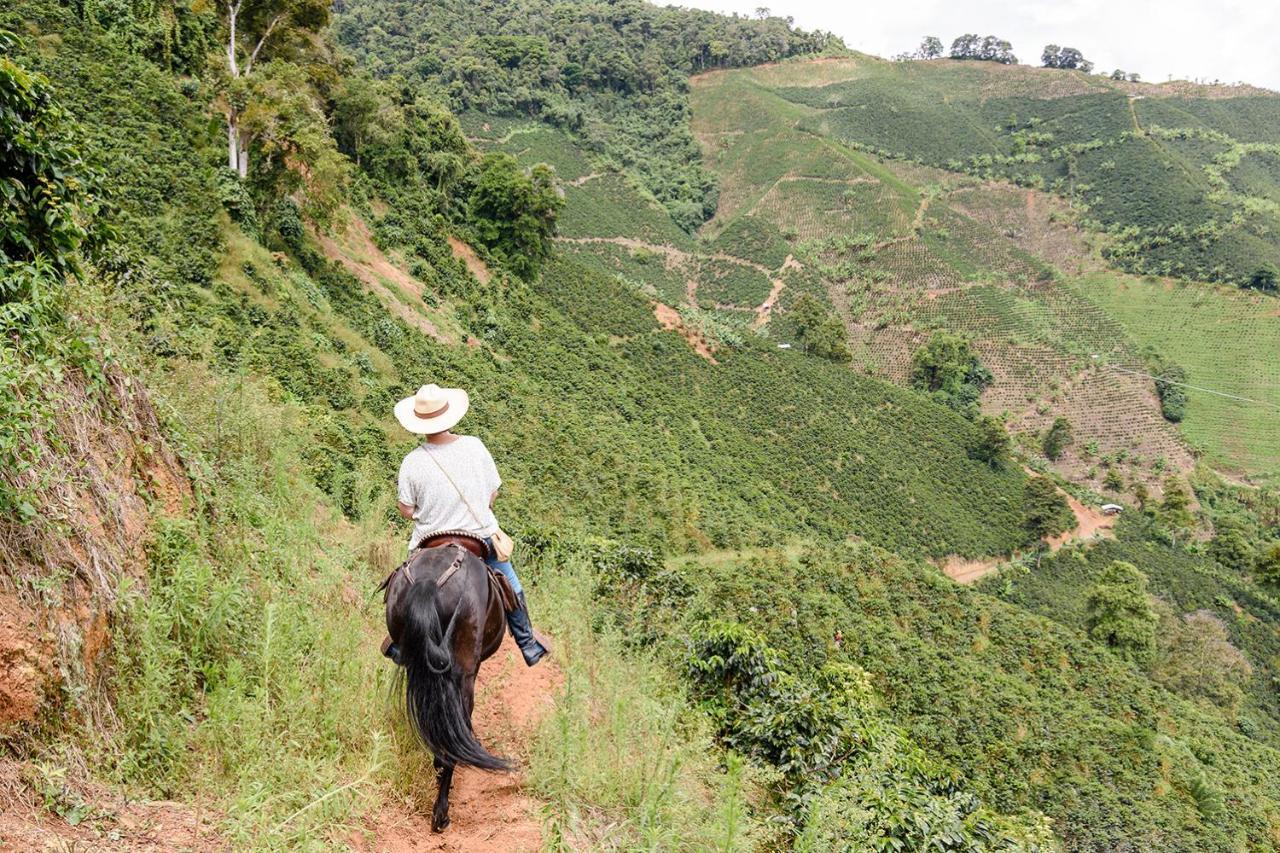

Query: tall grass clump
left=105, top=362, right=400, bottom=848
left=524, top=545, right=766, bottom=850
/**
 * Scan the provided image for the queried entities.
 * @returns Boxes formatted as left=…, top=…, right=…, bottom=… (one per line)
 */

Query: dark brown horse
left=383, top=539, right=510, bottom=832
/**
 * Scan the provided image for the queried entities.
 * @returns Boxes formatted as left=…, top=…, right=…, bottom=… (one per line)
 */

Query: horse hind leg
left=430, top=669, right=479, bottom=832
left=432, top=758, right=454, bottom=832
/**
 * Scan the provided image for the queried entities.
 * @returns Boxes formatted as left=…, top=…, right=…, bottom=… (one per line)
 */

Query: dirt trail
left=352, top=634, right=562, bottom=853
left=558, top=235, right=800, bottom=330
left=753, top=254, right=801, bottom=327
left=556, top=235, right=777, bottom=277
left=0, top=760, right=222, bottom=851
left=654, top=303, right=718, bottom=363
left=939, top=490, right=1117, bottom=584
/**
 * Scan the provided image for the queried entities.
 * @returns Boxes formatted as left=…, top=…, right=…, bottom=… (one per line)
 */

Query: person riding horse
left=382, top=383, right=550, bottom=667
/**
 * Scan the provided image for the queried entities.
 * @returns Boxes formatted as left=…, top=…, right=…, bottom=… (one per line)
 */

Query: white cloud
left=678, top=0, right=1280, bottom=90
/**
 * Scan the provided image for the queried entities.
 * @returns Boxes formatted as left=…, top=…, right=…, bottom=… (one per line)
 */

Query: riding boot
left=380, top=634, right=403, bottom=666
left=506, top=592, right=550, bottom=667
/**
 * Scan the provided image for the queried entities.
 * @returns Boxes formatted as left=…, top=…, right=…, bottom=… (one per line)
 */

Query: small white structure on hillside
left=1101, top=504, right=1124, bottom=515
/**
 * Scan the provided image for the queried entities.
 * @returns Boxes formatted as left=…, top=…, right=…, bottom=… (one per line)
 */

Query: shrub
left=910, top=332, right=992, bottom=417
left=1042, top=416, right=1073, bottom=461
left=1085, top=561, right=1158, bottom=665
left=1023, top=476, right=1073, bottom=541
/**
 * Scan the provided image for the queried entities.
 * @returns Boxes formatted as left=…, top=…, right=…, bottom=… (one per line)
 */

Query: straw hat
left=393, top=384, right=470, bottom=435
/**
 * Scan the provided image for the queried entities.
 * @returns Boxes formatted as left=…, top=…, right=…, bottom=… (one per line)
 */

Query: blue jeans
left=483, top=536, right=522, bottom=596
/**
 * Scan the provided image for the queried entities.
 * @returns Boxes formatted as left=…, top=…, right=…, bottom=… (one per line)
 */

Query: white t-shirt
left=397, top=435, right=502, bottom=550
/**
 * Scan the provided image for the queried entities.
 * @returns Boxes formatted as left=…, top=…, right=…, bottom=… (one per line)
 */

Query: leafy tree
left=239, top=61, right=350, bottom=222
left=1023, top=476, right=1073, bottom=541
left=1103, top=467, right=1124, bottom=492
left=204, top=0, right=330, bottom=177
left=1158, top=476, right=1195, bottom=544
left=1245, top=262, right=1278, bottom=291
left=1085, top=561, right=1158, bottom=665
left=950, top=34, right=1017, bottom=64
left=1152, top=360, right=1188, bottom=422
left=1255, top=542, right=1280, bottom=588
left=918, top=36, right=944, bottom=59
left=909, top=332, right=992, bottom=416
left=969, top=415, right=1010, bottom=467
left=1041, top=416, right=1072, bottom=461
left=330, top=73, right=403, bottom=168
left=465, top=153, right=562, bottom=279
left=1209, top=518, right=1255, bottom=572
left=1150, top=606, right=1251, bottom=712
left=1042, top=45, right=1092, bottom=71
left=791, top=294, right=850, bottom=362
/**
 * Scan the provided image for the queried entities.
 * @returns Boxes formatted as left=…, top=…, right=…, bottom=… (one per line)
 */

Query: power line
left=1105, top=364, right=1280, bottom=410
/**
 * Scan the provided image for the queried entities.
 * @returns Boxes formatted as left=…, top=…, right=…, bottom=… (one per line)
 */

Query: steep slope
left=686, top=56, right=1280, bottom=484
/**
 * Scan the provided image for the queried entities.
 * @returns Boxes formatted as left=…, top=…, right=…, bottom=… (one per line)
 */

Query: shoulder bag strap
left=424, top=445, right=489, bottom=531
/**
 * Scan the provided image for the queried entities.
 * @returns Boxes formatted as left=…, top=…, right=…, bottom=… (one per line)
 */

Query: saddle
left=380, top=532, right=518, bottom=615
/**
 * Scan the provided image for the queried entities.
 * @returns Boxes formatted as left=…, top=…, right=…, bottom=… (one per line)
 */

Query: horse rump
left=400, top=577, right=510, bottom=771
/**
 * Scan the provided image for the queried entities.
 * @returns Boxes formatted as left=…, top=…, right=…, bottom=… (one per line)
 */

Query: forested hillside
left=4, top=0, right=1280, bottom=849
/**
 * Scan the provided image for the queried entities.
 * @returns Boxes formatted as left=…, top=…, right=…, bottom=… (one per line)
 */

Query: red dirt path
left=350, top=634, right=562, bottom=852
left=940, top=490, right=1117, bottom=584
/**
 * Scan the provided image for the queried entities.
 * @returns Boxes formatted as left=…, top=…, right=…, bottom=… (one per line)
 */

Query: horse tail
left=400, top=578, right=510, bottom=771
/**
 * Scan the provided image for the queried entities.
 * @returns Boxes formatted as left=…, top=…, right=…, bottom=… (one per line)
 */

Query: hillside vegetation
left=5, top=0, right=1280, bottom=850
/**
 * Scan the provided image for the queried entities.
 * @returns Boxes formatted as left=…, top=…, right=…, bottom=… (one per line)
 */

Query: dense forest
left=3, top=0, right=1280, bottom=850
left=334, top=0, right=842, bottom=229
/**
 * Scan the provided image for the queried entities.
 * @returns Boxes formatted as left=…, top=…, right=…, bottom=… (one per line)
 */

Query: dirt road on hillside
left=939, top=491, right=1117, bottom=585
left=351, top=633, right=562, bottom=852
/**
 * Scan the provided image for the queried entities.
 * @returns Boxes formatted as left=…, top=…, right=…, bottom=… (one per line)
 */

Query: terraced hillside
left=684, top=56, right=1279, bottom=485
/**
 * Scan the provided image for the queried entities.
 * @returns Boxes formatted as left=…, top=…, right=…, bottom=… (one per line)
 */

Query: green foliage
left=1209, top=518, right=1256, bottom=572
left=639, top=543, right=1280, bottom=850
left=1256, top=542, right=1280, bottom=588
left=0, top=28, right=104, bottom=516
left=948, top=34, right=1018, bottom=64
left=1023, top=476, right=1073, bottom=541
left=1153, top=360, right=1188, bottom=423
left=910, top=331, right=992, bottom=417
left=0, top=29, right=101, bottom=279
left=1245, top=261, right=1278, bottom=291
left=1041, top=416, right=1072, bottom=461
left=969, top=415, right=1011, bottom=468
left=687, top=619, right=1052, bottom=849
left=790, top=293, right=851, bottom=361
left=333, top=0, right=839, bottom=230
left=465, top=153, right=562, bottom=279
left=1159, top=476, right=1196, bottom=538
left=1150, top=606, right=1252, bottom=714
left=1085, top=560, right=1158, bottom=665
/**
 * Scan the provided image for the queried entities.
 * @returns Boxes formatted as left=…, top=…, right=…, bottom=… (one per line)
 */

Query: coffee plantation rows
left=687, top=57, right=1280, bottom=480
left=1078, top=273, right=1280, bottom=480
left=597, top=540, right=1280, bottom=851
left=756, top=56, right=1280, bottom=285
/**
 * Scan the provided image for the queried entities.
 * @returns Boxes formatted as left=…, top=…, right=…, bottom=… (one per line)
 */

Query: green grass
left=526, top=546, right=764, bottom=849
left=1072, top=272, right=1280, bottom=479
left=106, top=362, right=398, bottom=848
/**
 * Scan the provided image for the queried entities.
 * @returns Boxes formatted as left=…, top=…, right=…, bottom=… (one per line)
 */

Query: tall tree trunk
left=228, top=112, right=240, bottom=172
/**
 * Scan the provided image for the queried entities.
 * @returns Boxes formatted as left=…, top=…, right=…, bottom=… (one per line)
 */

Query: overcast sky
left=677, top=0, right=1280, bottom=91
